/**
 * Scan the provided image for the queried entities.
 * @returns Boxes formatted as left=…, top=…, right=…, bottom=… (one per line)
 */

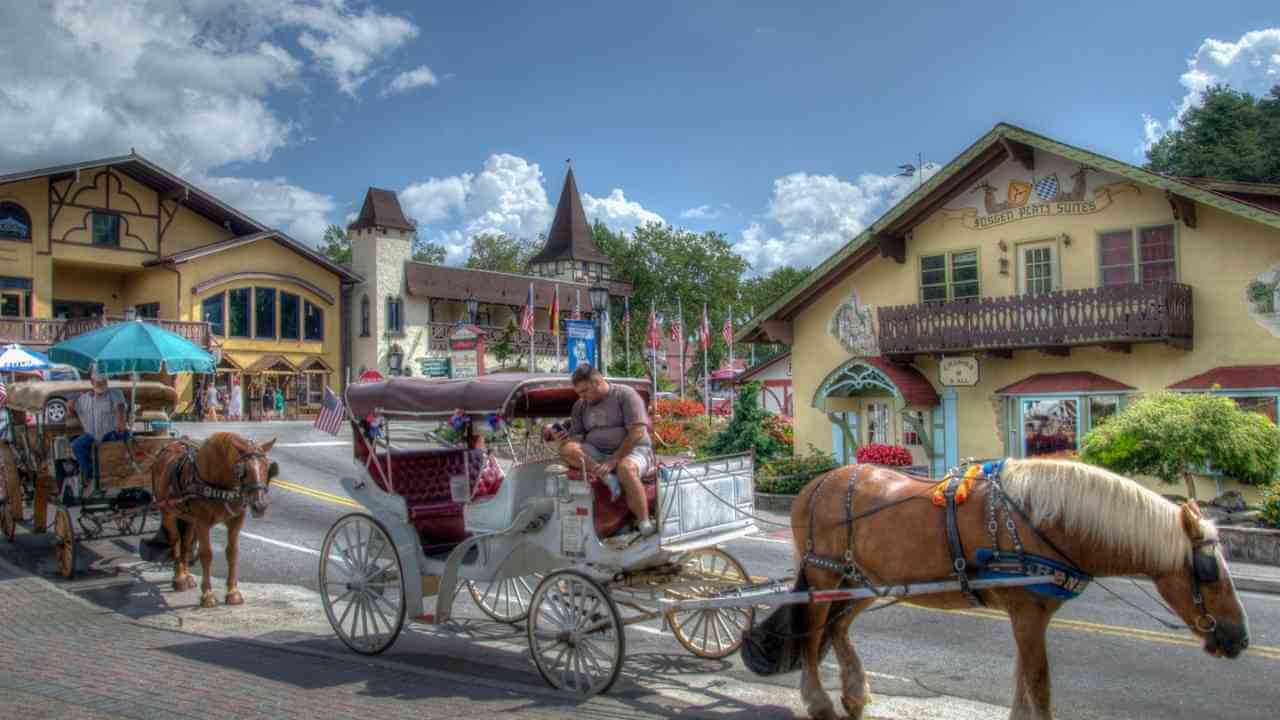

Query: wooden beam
left=1166, top=192, right=1197, bottom=228
left=162, top=186, right=189, bottom=203
left=984, top=349, right=1013, bottom=360
left=760, top=320, right=793, bottom=345
left=1039, top=346, right=1070, bottom=357
left=1000, top=138, right=1035, bottom=171
left=876, top=233, right=906, bottom=264
left=1102, top=342, right=1132, bottom=354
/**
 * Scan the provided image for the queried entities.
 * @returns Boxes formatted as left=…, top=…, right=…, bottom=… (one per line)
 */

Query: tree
left=738, top=264, right=809, bottom=364
left=465, top=233, right=539, bottom=273
left=1145, top=84, right=1280, bottom=183
left=701, top=382, right=786, bottom=463
left=491, top=318, right=517, bottom=368
left=318, top=224, right=351, bottom=267
left=1079, top=392, right=1280, bottom=500
left=412, top=240, right=447, bottom=264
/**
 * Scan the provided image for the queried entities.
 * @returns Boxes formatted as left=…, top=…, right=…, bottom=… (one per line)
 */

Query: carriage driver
left=550, top=364, right=658, bottom=536
left=68, top=368, right=131, bottom=492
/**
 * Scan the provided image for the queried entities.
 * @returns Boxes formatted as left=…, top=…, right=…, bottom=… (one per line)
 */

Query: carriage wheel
left=319, top=513, right=406, bottom=656
left=664, top=547, right=754, bottom=659
left=527, top=570, right=625, bottom=696
left=115, top=510, right=147, bottom=537
left=467, top=573, right=543, bottom=623
left=54, top=508, right=76, bottom=579
left=1, top=445, right=19, bottom=541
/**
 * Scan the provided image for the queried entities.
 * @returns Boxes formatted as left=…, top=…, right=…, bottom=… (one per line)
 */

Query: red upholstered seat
left=364, top=449, right=503, bottom=554
left=566, top=468, right=658, bottom=539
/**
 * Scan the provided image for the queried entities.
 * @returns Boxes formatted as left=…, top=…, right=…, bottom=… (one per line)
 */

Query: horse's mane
left=1000, top=459, right=1214, bottom=573
left=195, top=433, right=250, bottom=488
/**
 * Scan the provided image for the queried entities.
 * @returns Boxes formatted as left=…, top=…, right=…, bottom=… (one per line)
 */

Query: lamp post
left=464, top=293, right=479, bottom=326
left=588, top=284, right=609, bottom=370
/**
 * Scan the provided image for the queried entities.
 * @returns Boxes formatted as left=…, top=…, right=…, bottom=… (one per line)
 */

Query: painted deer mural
left=972, top=179, right=1010, bottom=214
left=1054, top=165, right=1096, bottom=202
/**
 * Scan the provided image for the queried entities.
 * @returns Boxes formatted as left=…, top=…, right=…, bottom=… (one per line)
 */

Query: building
left=348, top=166, right=632, bottom=377
left=0, top=153, right=361, bottom=413
left=736, top=351, right=793, bottom=416
left=739, top=122, right=1280, bottom=500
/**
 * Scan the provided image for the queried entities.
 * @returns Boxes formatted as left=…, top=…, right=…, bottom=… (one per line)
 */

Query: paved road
left=3, top=421, right=1279, bottom=719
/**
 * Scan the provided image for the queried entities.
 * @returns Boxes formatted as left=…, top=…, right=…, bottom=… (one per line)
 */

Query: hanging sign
left=939, top=356, right=979, bottom=387
left=564, top=320, right=596, bottom=372
left=449, top=325, right=486, bottom=379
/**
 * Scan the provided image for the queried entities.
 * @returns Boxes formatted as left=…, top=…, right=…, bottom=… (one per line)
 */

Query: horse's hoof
left=200, top=592, right=218, bottom=608
left=226, top=591, right=244, bottom=606
left=173, top=576, right=196, bottom=591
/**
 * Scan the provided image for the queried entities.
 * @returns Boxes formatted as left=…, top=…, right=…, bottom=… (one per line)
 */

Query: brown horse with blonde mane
left=148, top=433, right=277, bottom=608
left=774, top=459, right=1249, bottom=720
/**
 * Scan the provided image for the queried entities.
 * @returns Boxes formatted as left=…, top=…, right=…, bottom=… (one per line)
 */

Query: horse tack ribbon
left=932, top=463, right=983, bottom=508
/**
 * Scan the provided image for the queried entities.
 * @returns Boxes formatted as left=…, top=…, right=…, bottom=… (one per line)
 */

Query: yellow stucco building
left=0, top=154, right=360, bottom=414
left=739, top=123, right=1280, bottom=501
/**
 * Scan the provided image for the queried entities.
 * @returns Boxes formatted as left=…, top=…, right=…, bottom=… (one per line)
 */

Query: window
left=1230, top=396, right=1278, bottom=424
left=307, top=373, right=325, bottom=405
left=360, top=295, right=370, bottom=337
left=920, top=250, right=979, bottom=303
left=0, top=202, right=32, bottom=240
left=254, top=288, right=276, bottom=339
left=304, top=300, right=323, bottom=341
left=1099, top=224, right=1176, bottom=286
left=865, top=401, right=892, bottom=445
left=228, top=288, right=251, bottom=338
left=280, top=292, right=300, bottom=340
left=202, top=293, right=225, bottom=337
left=1088, top=395, right=1120, bottom=430
left=1020, top=398, right=1079, bottom=457
left=1, top=292, right=25, bottom=317
left=386, top=296, right=403, bottom=333
left=134, top=302, right=160, bottom=319
left=903, top=410, right=924, bottom=446
left=91, top=213, right=120, bottom=247
left=1019, top=242, right=1056, bottom=295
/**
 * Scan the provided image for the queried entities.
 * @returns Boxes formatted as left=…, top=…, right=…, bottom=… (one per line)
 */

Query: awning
left=1168, top=365, right=1280, bottom=391
left=995, top=371, right=1134, bottom=395
left=814, top=356, right=940, bottom=408
left=244, top=354, right=299, bottom=374
left=299, top=356, right=333, bottom=372
left=216, top=355, right=242, bottom=371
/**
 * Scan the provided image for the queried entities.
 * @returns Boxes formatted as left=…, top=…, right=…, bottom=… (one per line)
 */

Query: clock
left=939, top=356, right=979, bottom=387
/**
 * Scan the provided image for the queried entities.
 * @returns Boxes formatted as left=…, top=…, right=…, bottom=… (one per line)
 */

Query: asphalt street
left=3, top=420, right=1278, bottom=719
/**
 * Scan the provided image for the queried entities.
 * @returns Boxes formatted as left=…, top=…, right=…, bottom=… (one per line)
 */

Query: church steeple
left=528, top=163, right=611, bottom=282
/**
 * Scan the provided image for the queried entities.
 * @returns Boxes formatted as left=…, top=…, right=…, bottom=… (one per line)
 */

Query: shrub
left=855, top=443, right=913, bottom=466
left=756, top=446, right=839, bottom=495
left=1263, top=483, right=1280, bottom=529
left=701, top=382, right=786, bottom=464
left=765, top=414, right=794, bottom=448
left=656, top=397, right=705, bottom=418
left=653, top=417, right=691, bottom=451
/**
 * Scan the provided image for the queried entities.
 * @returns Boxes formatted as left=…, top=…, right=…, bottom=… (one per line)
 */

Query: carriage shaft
left=659, top=575, right=1050, bottom=612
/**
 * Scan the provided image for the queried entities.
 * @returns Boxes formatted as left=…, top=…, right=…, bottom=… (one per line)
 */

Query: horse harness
left=165, top=441, right=271, bottom=513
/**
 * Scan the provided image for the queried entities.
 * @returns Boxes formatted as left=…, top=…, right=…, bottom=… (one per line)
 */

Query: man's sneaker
left=637, top=519, right=658, bottom=537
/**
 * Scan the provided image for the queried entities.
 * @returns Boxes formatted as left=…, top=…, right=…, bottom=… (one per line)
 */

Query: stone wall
left=1218, top=526, right=1280, bottom=567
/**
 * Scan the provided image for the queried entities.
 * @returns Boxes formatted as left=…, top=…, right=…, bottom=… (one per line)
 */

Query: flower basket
left=855, top=443, right=913, bottom=467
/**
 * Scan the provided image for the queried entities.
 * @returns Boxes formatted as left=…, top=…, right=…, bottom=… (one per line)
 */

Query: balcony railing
left=877, top=282, right=1193, bottom=358
left=426, top=321, right=568, bottom=357
left=0, top=315, right=214, bottom=350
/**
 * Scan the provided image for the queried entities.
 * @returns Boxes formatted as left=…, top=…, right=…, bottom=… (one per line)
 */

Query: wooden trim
left=876, top=234, right=905, bottom=264
left=1166, top=192, right=1197, bottom=229
left=190, top=271, right=335, bottom=306
left=1000, top=138, right=1035, bottom=171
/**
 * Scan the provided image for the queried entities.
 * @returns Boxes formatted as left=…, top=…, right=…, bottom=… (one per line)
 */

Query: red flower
left=855, top=443, right=913, bottom=466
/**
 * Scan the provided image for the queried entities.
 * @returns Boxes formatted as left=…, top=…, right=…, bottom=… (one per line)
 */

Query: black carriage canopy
left=344, top=373, right=652, bottom=421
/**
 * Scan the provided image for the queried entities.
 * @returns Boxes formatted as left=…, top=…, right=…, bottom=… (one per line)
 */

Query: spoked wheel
left=114, top=510, right=147, bottom=537
left=54, top=508, right=76, bottom=579
left=527, top=570, right=625, bottom=696
left=319, top=513, right=406, bottom=656
left=664, top=547, right=754, bottom=659
left=467, top=573, right=543, bottom=623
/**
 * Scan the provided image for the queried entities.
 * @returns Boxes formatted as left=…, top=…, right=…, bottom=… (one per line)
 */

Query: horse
left=769, top=459, right=1249, bottom=720
left=149, top=433, right=277, bottom=608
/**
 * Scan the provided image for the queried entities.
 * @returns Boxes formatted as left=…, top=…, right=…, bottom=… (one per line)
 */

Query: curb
left=1232, top=573, right=1280, bottom=595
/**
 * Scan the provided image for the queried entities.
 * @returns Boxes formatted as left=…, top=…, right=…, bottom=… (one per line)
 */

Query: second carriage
left=318, top=373, right=759, bottom=696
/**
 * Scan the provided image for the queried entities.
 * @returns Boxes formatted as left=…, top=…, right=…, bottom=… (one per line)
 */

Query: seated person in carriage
left=68, top=369, right=131, bottom=490
left=549, top=364, right=657, bottom=536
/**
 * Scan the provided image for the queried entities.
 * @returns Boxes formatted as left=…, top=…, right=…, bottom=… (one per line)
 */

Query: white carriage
left=318, top=374, right=759, bottom=696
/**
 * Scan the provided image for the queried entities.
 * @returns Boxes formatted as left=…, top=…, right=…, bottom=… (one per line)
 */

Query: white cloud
left=681, top=204, right=719, bottom=220
left=196, top=173, right=336, bottom=246
left=271, top=0, right=420, bottom=95
left=583, top=189, right=664, bottom=232
left=1142, top=28, right=1280, bottom=149
left=735, top=163, right=938, bottom=274
left=384, top=65, right=439, bottom=95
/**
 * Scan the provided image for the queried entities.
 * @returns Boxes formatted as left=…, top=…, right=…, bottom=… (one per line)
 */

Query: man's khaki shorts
left=580, top=442, right=656, bottom=480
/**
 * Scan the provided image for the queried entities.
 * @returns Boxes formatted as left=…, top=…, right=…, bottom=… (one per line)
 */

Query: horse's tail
left=740, top=573, right=812, bottom=676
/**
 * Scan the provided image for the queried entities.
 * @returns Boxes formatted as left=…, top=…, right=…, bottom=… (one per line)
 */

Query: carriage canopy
left=344, top=373, right=651, bottom=421
left=4, top=380, right=178, bottom=413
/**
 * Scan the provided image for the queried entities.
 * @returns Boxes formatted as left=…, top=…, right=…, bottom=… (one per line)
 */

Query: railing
left=425, top=321, right=569, bottom=357
left=876, top=282, right=1193, bottom=356
left=0, top=315, right=213, bottom=349
left=0, top=318, right=67, bottom=347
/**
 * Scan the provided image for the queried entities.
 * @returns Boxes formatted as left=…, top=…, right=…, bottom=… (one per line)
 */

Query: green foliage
left=412, top=240, right=447, bottom=264
left=1145, top=84, right=1280, bottom=183
left=318, top=224, right=351, bottom=267
left=1080, top=392, right=1280, bottom=492
left=491, top=318, right=517, bottom=367
left=1262, top=483, right=1280, bottom=529
left=701, top=382, right=786, bottom=464
left=607, top=357, right=649, bottom=379
left=466, top=233, right=539, bottom=273
left=756, top=446, right=839, bottom=495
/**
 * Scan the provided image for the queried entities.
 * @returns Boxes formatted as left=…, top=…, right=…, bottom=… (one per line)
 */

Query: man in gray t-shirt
left=68, top=371, right=130, bottom=491
left=552, top=364, right=657, bottom=535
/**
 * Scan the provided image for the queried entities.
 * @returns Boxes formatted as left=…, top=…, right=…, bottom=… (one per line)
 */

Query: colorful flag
left=0, top=380, right=6, bottom=409
left=314, top=386, right=345, bottom=435
left=722, top=308, right=734, bottom=347
left=520, top=283, right=535, bottom=336
left=550, top=284, right=560, bottom=337
left=700, top=304, right=710, bottom=351
left=668, top=312, right=683, bottom=344
left=646, top=303, right=661, bottom=349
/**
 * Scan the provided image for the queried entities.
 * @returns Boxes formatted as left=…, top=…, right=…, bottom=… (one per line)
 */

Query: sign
left=564, top=319, right=597, bottom=372
left=449, top=326, right=486, bottom=379
left=830, top=290, right=877, bottom=357
left=939, top=356, right=979, bottom=387
left=419, top=356, right=450, bottom=378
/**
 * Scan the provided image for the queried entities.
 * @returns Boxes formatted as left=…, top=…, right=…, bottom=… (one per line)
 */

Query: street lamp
left=588, top=284, right=609, bottom=370
left=464, top=293, right=479, bottom=326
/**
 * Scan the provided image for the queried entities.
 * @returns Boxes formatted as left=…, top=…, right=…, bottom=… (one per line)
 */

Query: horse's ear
left=1180, top=501, right=1205, bottom=541
left=267, top=461, right=279, bottom=480
left=228, top=434, right=249, bottom=451
left=260, top=437, right=277, bottom=454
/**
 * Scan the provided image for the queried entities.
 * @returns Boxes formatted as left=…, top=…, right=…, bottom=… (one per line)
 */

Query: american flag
left=646, top=303, right=661, bottom=349
left=314, top=387, right=345, bottom=435
left=722, top=308, right=734, bottom=347
left=520, top=283, right=535, bottom=336
left=700, top=304, right=710, bottom=350
left=668, top=313, right=683, bottom=343
left=0, top=380, right=7, bottom=410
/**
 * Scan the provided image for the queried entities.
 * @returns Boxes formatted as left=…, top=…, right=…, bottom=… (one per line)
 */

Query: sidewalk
left=1231, top=561, right=1280, bottom=594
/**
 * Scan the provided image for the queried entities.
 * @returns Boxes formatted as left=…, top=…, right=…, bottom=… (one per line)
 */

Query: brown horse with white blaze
left=150, top=433, right=278, bottom=608
left=776, top=459, right=1248, bottom=720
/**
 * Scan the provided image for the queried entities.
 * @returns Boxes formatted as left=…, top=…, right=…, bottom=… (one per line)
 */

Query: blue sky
left=2, top=1, right=1278, bottom=272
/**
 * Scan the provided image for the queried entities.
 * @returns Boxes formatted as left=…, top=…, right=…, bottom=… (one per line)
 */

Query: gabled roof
left=736, top=351, right=790, bottom=383
left=348, top=187, right=415, bottom=232
left=528, top=166, right=610, bottom=266
left=1168, top=365, right=1280, bottom=391
left=145, top=230, right=362, bottom=283
left=738, top=122, right=1280, bottom=343
left=995, top=372, right=1135, bottom=395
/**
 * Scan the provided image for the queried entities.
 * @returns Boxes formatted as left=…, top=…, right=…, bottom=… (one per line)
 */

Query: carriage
left=0, top=379, right=178, bottom=577
left=319, top=373, right=761, bottom=696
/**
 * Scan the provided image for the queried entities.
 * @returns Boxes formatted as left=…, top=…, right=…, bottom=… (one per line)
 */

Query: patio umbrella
left=0, top=343, right=51, bottom=381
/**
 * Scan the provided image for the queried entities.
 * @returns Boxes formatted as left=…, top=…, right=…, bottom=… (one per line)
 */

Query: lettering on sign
left=939, top=356, right=979, bottom=387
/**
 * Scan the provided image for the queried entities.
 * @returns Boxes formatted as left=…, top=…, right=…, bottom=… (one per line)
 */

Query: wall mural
left=1246, top=264, right=1280, bottom=337
left=941, top=150, right=1142, bottom=230
left=830, top=289, right=878, bottom=356
left=0, top=202, right=31, bottom=239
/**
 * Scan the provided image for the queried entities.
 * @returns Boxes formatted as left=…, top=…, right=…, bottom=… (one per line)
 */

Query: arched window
left=360, top=295, right=370, bottom=337
left=0, top=202, right=32, bottom=240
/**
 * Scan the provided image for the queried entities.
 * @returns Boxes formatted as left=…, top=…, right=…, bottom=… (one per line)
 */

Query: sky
left=1, top=1, right=1278, bottom=274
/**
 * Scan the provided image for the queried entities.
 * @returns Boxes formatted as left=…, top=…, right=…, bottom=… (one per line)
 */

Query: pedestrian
left=194, top=378, right=206, bottom=422
left=204, top=380, right=219, bottom=422
left=262, top=383, right=273, bottom=420
left=229, top=377, right=243, bottom=421
left=274, top=385, right=285, bottom=421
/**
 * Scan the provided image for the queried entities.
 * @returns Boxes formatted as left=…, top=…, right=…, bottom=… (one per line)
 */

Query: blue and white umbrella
left=0, top=343, right=51, bottom=374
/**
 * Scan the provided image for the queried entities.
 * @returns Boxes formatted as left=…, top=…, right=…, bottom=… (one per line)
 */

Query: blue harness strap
left=975, top=548, right=1092, bottom=599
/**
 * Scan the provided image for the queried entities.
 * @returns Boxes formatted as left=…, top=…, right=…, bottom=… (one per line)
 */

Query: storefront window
left=228, top=288, right=251, bottom=337
left=280, top=292, right=300, bottom=340
left=903, top=410, right=924, bottom=446
left=134, top=302, right=159, bottom=319
left=865, top=401, right=891, bottom=445
left=1, top=292, right=24, bottom=317
left=1021, top=398, right=1079, bottom=457
left=307, top=373, right=325, bottom=405
left=1231, top=396, right=1278, bottom=423
left=1089, top=395, right=1120, bottom=430
left=202, top=293, right=224, bottom=336
left=304, top=301, right=323, bottom=341
left=254, top=288, right=276, bottom=339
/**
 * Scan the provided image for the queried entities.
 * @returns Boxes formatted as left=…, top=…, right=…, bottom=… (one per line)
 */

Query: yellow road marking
left=274, top=479, right=364, bottom=509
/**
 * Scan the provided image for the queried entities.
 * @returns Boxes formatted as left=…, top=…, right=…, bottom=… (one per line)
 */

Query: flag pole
left=553, top=284, right=561, bottom=372
left=703, top=303, right=710, bottom=422
left=649, top=299, right=657, bottom=404
left=749, top=305, right=756, bottom=367
left=624, top=295, right=631, bottom=374
left=677, top=297, right=685, bottom=401
left=528, top=283, right=535, bottom=373
left=727, top=304, right=734, bottom=413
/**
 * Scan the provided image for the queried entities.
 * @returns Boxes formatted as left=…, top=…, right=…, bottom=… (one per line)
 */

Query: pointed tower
left=528, top=164, right=612, bottom=283
left=348, top=188, right=416, bottom=376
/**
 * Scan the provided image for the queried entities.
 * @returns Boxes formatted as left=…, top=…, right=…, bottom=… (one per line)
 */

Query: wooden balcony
left=0, top=316, right=214, bottom=351
left=426, top=321, right=568, bottom=357
left=877, top=282, right=1193, bottom=359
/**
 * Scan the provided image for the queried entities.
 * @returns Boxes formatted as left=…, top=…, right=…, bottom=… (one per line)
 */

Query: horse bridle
left=1189, top=539, right=1222, bottom=634
left=232, top=448, right=273, bottom=502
